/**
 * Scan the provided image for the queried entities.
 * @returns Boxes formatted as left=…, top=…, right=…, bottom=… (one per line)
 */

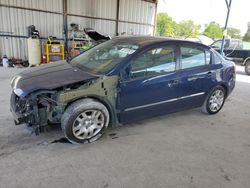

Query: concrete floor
left=0, top=66, right=250, bottom=188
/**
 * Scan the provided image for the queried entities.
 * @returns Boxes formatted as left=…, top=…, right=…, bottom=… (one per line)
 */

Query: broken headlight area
left=10, top=91, right=63, bottom=134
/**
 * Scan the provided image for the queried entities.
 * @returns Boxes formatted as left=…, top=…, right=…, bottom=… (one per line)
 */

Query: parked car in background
left=10, top=36, right=236, bottom=144
left=211, top=38, right=250, bottom=75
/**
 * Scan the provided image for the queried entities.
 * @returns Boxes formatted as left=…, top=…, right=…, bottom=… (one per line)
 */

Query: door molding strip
left=124, top=92, right=205, bottom=112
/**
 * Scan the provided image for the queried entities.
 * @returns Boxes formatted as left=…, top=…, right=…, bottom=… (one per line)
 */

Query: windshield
left=70, top=40, right=139, bottom=75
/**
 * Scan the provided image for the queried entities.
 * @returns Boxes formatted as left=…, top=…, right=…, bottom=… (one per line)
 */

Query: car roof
left=112, top=36, right=210, bottom=49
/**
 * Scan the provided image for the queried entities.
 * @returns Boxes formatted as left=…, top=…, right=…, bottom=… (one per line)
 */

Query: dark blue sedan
left=10, top=36, right=235, bottom=143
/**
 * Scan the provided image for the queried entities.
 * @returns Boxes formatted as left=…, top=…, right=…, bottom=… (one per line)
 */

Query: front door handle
left=168, top=79, right=179, bottom=87
left=207, top=71, right=212, bottom=78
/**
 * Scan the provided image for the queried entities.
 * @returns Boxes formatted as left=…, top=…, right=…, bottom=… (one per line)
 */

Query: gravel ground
left=0, top=66, right=250, bottom=188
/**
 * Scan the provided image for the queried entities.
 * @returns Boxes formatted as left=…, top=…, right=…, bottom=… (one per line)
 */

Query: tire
left=245, top=60, right=250, bottom=75
left=202, top=86, right=226, bottom=114
left=61, top=98, right=110, bottom=144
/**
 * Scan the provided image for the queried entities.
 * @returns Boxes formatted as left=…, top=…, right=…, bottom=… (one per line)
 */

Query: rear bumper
left=228, top=72, right=236, bottom=96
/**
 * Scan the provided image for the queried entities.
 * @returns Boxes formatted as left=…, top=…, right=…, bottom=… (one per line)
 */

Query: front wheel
left=202, top=86, right=226, bottom=114
left=61, top=98, right=110, bottom=144
left=245, top=60, right=250, bottom=75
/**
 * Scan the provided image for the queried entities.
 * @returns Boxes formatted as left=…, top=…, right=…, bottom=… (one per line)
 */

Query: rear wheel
left=202, top=86, right=226, bottom=114
left=245, top=60, right=250, bottom=75
left=61, top=98, right=110, bottom=144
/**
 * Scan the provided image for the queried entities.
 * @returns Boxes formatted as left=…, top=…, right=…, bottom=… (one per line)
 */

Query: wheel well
left=219, top=84, right=228, bottom=97
left=243, top=57, right=250, bottom=65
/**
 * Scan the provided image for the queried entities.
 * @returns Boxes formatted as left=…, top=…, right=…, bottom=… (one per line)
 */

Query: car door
left=175, top=45, right=219, bottom=109
left=118, top=45, right=183, bottom=123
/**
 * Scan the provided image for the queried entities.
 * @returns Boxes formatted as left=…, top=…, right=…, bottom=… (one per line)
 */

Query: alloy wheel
left=208, top=89, right=225, bottom=112
left=72, top=110, right=105, bottom=140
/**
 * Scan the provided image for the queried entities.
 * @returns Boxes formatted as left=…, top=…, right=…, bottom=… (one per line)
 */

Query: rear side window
left=212, top=50, right=222, bottom=64
left=181, top=47, right=210, bottom=69
left=131, top=46, right=176, bottom=78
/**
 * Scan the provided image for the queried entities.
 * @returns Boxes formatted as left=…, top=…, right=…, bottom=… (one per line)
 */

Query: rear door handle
left=168, top=79, right=179, bottom=87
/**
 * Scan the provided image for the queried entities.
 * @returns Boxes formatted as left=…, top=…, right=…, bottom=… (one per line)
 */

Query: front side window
left=181, top=47, right=210, bottom=69
left=131, top=46, right=176, bottom=79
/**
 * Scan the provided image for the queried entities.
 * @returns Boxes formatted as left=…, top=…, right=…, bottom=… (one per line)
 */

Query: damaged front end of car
left=10, top=89, right=65, bottom=134
left=10, top=75, right=118, bottom=135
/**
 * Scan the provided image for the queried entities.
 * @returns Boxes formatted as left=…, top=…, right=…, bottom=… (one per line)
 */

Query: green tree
left=175, top=20, right=200, bottom=38
left=243, top=22, right=250, bottom=42
left=156, top=13, right=175, bottom=36
left=227, top=27, right=242, bottom=39
left=203, top=22, right=223, bottom=39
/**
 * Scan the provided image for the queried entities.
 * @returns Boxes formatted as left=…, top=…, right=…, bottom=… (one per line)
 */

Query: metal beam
left=225, top=0, right=229, bottom=9
left=62, top=0, right=68, bottom=58
left=142, top=0, right=158, bottom=3
left=153, top=1, right=158, bottom=35
left=67, top=13, right=154, bottom=27
left=115, top=0, right=120, bottom=36
left=220, top=0, right=232, bottom=55
left=0, top=34, right=64, bottom=41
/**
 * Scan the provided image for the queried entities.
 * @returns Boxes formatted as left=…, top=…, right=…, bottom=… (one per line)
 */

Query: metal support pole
left=220, top=0, right=232, bottom=55
left=115, top=0, right=120, bottom=36
left=153, top=1, right=158, bottom=35
left=63, top=0, right=68, bottom=58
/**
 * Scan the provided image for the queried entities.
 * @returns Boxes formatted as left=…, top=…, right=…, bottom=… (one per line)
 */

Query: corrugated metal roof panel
left=118, top=22, right=154, bottom=36
left=0, top=7, right=63, bottom=37
left=0, top=0, right=156, bottom=59
left=0, top=6, right=63, bottom=59
left=0, top=0, right=63, bottom=13
left=119, top=0, right=156, bottom=25
left=68, top=0, right=117, bottom=19
left=0, top=37, right=28, bottom=59
left=68, top=15, right=116, bottom=36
